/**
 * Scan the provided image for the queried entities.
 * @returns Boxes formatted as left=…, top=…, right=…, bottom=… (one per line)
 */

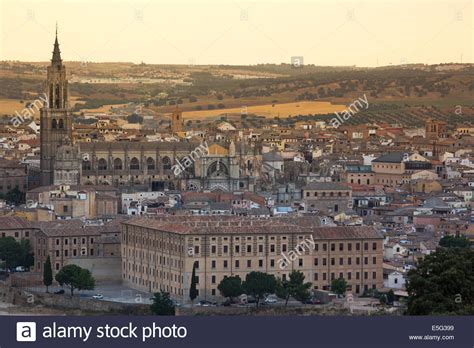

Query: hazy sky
left=0, top=0, right=472, bottom=66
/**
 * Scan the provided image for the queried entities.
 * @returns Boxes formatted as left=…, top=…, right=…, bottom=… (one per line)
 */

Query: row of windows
left=126, top=269, right=183, bottom=284
left=51, top=118, right=65, bottom=129
left=55, top=237, right=93, bottom=245
left=315, top=256, right=377, bottom=266
left=313, top=271, right=377, bottom=281
left=53, top=248, right=92, bottom=257
left=83, top=157, right=173, bottom=171
left=194, top=241, right=378, bottom=255
left=1, top=231, right=29, bottom=238
left=0, top=183, right=26, bottom=192
left=126, top=256, right=184, bottom=270
left=191, top=256, right=378, bottom=270
left=305, top=191, right=350, bottom=197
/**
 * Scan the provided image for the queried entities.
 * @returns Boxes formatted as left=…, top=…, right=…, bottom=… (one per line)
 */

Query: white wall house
left=385, top=271, right=406, bottom=289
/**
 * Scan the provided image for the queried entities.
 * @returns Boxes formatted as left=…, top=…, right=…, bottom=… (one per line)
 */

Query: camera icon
left=16, top=322, right=37, bottom=342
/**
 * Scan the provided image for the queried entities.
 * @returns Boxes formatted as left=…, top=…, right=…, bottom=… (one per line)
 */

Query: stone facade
left=39, top=34, right=260, bottom=192
left=121, top=216, right=383, bottom=302
left=302, top=182, right=352, bottom=214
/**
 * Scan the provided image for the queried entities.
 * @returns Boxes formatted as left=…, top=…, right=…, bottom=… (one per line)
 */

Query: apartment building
left=121, top=216, right=383, bottom=303
left=33, top=219, right=122, bottom=273
left=342, top=165, right=375, bottom=185
left=0, top=216, right=36, bottom=241
left=372, top=153, right=405, bottom=186
left=26, top=184, right=119, bottom=219
left=0, top=158, right=28, bottom=194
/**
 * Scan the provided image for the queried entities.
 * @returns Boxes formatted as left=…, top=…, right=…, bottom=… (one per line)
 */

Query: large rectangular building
left=121, top=216, right=383, bottom=303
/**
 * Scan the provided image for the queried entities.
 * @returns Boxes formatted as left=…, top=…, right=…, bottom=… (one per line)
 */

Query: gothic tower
left=171, top=106, right=184, bottom=133
left=40, top=28, right=73, bottom=186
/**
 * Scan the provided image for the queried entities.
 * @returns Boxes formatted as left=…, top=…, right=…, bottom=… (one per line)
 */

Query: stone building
left=40, top=30, right=74, bottom=186
left=171, top=107, right=184, bottom=134
left=302, top=182, right=352, bottom=214
left=78, top=141, right=261, bottom=192
left=121, top=216, right=383, bottom=302
left=39, top=33, right=260, bottom=192
left=0, top=216, right=35, bottom=241
left=33, top=219, right=122, bottom=273
left=0, top=158, right=28, bottom=194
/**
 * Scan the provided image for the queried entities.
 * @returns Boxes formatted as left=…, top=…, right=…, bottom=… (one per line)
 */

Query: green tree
left=43, top=255, right=53, bottom=293
left=276, top=270, right=312, bottom=306
left=4, top=187, right=26, bottom=205
left=18, top=239, right=34, bottom=268
left=439, top=235, right=470, bottom=249
left=217, top=275, right=243, bottom=302
left=275, top=278, right=290, bottom=305
left=127, top=113, right=143, bottom=124
left=331, top=278, right=348, bottom=296
left=55, top=264, right=95, bottom=296
left=0, top=237, right=21, bottom=269
left=386, top=289, right=395, bottom=305
left=406, top=248, right=474, bottom=315
left=189, top=261, right=198, bottom=305
left=150, top=291, right=175, bottom=315
left=243, top=271, right=277, bottom=307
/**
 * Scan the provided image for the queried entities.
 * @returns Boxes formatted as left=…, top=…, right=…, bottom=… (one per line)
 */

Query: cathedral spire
left=52, top=23, right=62, bottom=65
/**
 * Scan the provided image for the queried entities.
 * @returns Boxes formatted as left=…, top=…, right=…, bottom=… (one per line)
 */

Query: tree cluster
left=406, top=247, right=473, bottom=315
left=0, top=237, right=34, bottom=270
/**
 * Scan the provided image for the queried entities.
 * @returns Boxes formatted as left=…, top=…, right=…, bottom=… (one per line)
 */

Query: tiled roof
left=302, top=182, right=351, bottom=191
left=123, top=216, right=382, bottom=239
left=372, top=153, right=404, bottom=163
left=0, top=216, right=34, bottom=230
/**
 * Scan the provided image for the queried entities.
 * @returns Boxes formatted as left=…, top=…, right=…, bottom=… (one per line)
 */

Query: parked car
left=264, top=296, right=277, bottom=304
left=171, top=300, right=182, bottom=307
left=304, top=297, right=321, bottom=305
left=197, top=300, right=217, bottom=307
left=92, top=294, right=104, bottom=300
left=15, top=266, right=26, bottom=272
left=221, top=299, right=232, bottom=306
left=54, top=289, right=65, bottom=295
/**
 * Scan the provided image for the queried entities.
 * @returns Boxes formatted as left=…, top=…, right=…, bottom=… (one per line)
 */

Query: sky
left=0, top=0, right=472, bottom=67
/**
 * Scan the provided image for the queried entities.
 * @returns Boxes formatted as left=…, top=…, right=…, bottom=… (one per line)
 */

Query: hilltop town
left=0, top=33, right=473, bottom=316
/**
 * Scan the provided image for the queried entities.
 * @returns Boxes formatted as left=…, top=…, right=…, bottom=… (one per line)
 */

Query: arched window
left=82, top=160, right=91, bottom=171
left=49, top=85, right=54, bottom=106
left=55, top=84, right=60, bottom=108
left=98, top=158, right=107, bottom=171
left=162, top=156, right=171, bottom=170
left=114, top=158, right=123, bottom=170
left=130, top=157, right=140, bottom=170
left=147, top=157, right=155, bottom=170
left=58, top=119, right=64, bottom=129
left=52, top=119, right=57, bottom=129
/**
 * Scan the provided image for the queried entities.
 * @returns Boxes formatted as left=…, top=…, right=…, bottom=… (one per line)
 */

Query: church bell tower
left=40, top=27, right=73, bottom=186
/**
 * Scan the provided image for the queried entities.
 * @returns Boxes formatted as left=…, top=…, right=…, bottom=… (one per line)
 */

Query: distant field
left=181, top=101, right=346, bottom=120
left=0, top=99, right=32, bottom=115
left=79, top=103, right=128, bottom=113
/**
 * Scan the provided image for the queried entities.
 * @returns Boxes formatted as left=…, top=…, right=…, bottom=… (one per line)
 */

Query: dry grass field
left=181, top=101, right=346, bottom=120
left=0, top=99, right=32, bottom=115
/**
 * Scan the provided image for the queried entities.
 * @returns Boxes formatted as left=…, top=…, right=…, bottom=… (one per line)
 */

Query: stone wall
left=177, top=303, right=349, bottom=316
left=66, top=256, right=122, bottom=283
left=0, top=281, right=150, bottom=315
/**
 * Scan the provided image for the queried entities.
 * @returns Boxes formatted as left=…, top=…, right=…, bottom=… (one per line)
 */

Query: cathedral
left=40, top=32, right=261, bottom=192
